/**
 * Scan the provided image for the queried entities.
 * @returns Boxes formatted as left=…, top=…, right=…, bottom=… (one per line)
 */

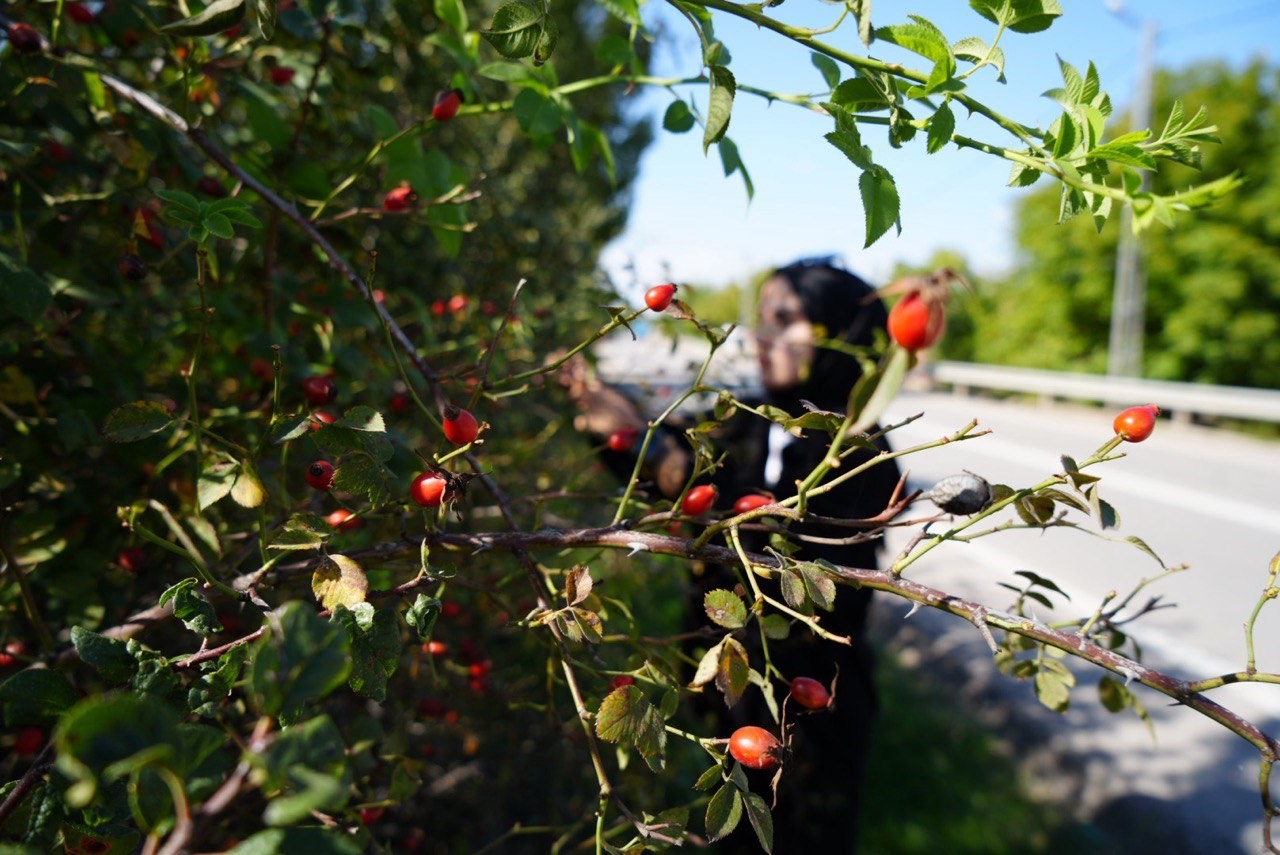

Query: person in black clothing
left=562, top=260, right=901, bottom=853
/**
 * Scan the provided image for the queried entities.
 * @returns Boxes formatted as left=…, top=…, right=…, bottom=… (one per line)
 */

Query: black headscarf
left=765, top=260, right=887, bottom=415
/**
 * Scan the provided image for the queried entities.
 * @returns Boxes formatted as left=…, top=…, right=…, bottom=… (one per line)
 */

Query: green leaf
left=405, top=594, right=442, bottom=641
left=155, top=188, right=200, bottom=213
left=823, top=102, right=872, bottom=170
left=663, top=100, right=696, bottom=134
left=1097, top=675, right=1131, bottom=713
left=596, top=0, right=641, bottom=25
left=702, top=65, right=736, bottom=154
left=513, top=89, right=562, bottom=137
left=715, top=637, right=750, bottom=708
left=779, top=569, right=809, bottom=613
left=161, top=0, right=247, bottom=37
left=1033, top=660, right=1075, bottom=712
left=859, top=167, right=901, bottom=248
left=811, top=52, right=840, bottom=89
left=0, top=251, right=52, bottom=324
left=159, top=579, right=224, bottom=636
left=203, top=212, right=235, bottom=240
left=927, top=102, right=955, bottom=154
left=1088, top=141, right=1157, bottom=170
left=481, top=1, right=543, bottom=59
left=691, top=640, right=724, bottom=687
left=760, top=614, right=791, bottom=640
left=197, top=462, right=236, bottom=511
left=705, top=784, right=743, bottom=842
left=0, top=669, right=80, bottom=726
left=188, top=646, right=247, bottom=718
left=248, top=602, right=351, bottom=718
left=312, top=554, right=368, bottom=611
left=102, top=401, right=173, bottom=442
left=434, top=0, right=467, bottom=32
left=532, top=10, right=557, bottom=65
left=71, top=627, right=137, bottom=685
left=251, top=0, right=276, bottom=38
left=717, top=137, right=754, bottom=201
left=694, top=763, right=723, bottom=792
left=269, top=512, right=329, bottom=551
left=54, top=693, right=181, bottom=808
left=332, top=453, right=393, bottom=507
left=798, top=563, right=837, bottom=612
left=333, top=604, right=401, bottom=701
left=969, top=0, right=1063, bottom=34
left=269, top=413, right=312, bottom=444
left=595, top=686, right=666, bottom=771
left=875, top=15, right=955, bottom=83
left=831, top=78, right=892, bottom=112
left=704, top=589, right=747, bottom=629
left=476, top=61, right=539, bottom=84
left=1012, top=570, right=1070, bottom=600
left=231, top=464, right=267, bottom=508
left=743, top=791, right=774, bottom=853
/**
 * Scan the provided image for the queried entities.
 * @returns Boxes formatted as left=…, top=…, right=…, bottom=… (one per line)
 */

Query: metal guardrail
left=925, top=361, right=1280, bottom=424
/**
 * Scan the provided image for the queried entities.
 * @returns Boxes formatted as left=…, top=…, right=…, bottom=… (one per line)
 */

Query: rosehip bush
left=1, top=1, right=1274, bottom=854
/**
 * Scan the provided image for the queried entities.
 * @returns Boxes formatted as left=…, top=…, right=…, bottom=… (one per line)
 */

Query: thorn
left=904, top=601, right=923, bottom=619
left=626, top=541, right=649, bottom=557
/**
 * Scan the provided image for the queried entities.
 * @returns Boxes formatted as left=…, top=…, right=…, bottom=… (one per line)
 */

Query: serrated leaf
left=159, top=578, right=223, bottom=636
left=71, top=627, right=137, bottom=685
left=595, top=686, right=666, bottom=770
left=1098, top=675, right=1131, bottom=713
left=332, top=453, right=393, bottom=507
left=1016, top=494, right=1055, bottom=526
left=663, top=99, right=696, bottom=133
left=704, top=589, right=747, bottom=629
left=103, top=401, right=173, bottom=442
left=1088, top=141, right=1157, bottom=170
left=706, top=784, right=743, bottom=841
left=333, top=604, right=400, bottom=701
left=312, top=554, right=368, bottom=610
left=1012, top=570, right=1070, bottom=599
left=743, top=791, right=774, bottom=853
left=481, top=1, right=542, bottom=59
left=532, top=10, right=557, bottom=65
left=572, top=607, right=605, bottom=643
left=875, top=15, right=955, bottom=81
left=155, top=188, right=200, bottom=213
left=779, top=569, right=809, bottom=612
left=204, top=212, right=235, bottom=240
left=1124, top=536, right=1164, bottom=567
left=798, top=564, right=837, bottom=612
left=927, top=102, right=955, bottom=154
left=703, top=65, right=735, bottom=153
left=0, top=669, right=80, bottom=726
left=694, top=763, right=723, bottom=792
left=715, top=638, right=750, bottom=708
left=859, top=168, right=901, bottom=248
left=161, top=0, right=247, bottom=36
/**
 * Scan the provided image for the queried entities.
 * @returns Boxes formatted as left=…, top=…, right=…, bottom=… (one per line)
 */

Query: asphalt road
left=876, top=389, right=1280, bottom=853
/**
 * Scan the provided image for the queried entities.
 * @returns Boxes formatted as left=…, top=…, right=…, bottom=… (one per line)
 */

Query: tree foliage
left=949, top=61, right=1280, bottom=387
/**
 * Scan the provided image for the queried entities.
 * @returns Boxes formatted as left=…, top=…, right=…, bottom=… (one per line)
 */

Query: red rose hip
left=302, top=375, right=337, bottom=406
left=1114, top=404, right=1160, bottom=443
left=728, top=725, right=781, bottom=770
left=644, top=283, right=677, bottom=312
left=733, top=493, right=773, bottom=514
left=887, top=292, right=946, bottom=352
left=7, top=23, right=42, bottom=54
left=382, top=183, right=416, bottom=212
left=607, top=428, right=639, bottom=453
left=790, top=676, right=831, bottom=710
left=410, top=472, right=449, bottom=507
left=432, top=88, right=464, bottom=122
left=681, top=484, right=718, bottom=516
left=442, top=405, right=479, bottom=445
left=307, top=460, right=335, bottom=491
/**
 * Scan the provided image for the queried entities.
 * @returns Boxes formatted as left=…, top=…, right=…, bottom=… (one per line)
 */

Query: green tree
left=956, top=61, right=1280, bottom=386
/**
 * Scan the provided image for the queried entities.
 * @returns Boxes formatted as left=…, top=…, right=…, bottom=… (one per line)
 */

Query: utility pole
left=1107, top=14, right=1157, bottom=377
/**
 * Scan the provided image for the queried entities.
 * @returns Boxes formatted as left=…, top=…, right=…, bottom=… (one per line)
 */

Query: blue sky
left=599, top=1, right=1279, bottom=294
